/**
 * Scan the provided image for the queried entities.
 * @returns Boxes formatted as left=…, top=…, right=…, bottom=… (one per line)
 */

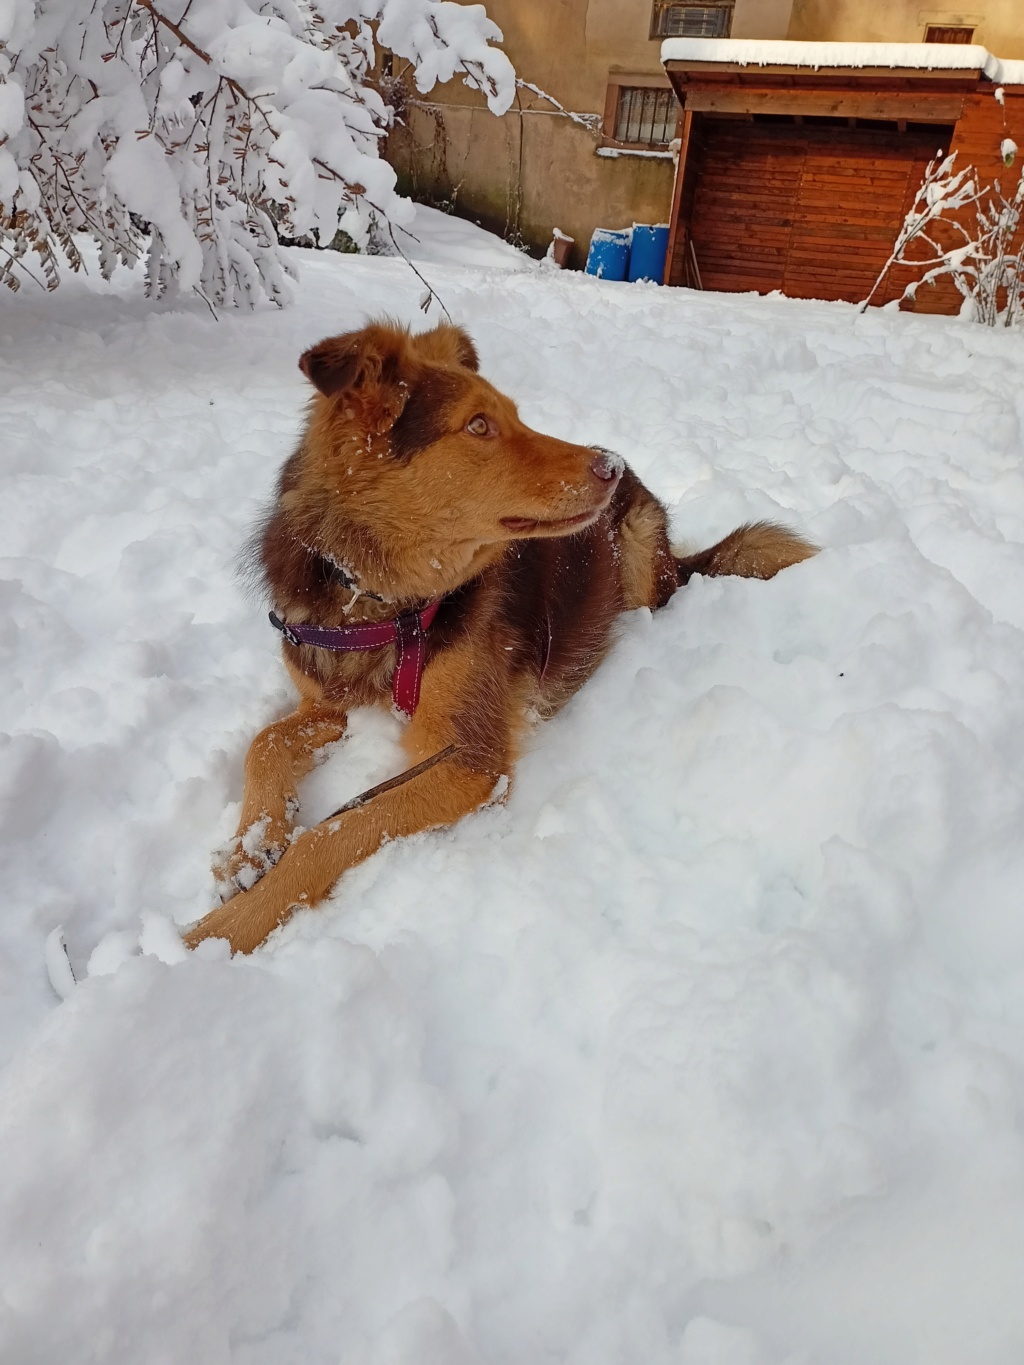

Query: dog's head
left=296, top=322, right=621, bottom=552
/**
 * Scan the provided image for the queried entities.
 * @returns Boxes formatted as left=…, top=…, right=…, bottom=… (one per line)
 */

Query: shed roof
left=660, top=39, right=1024, bottom=86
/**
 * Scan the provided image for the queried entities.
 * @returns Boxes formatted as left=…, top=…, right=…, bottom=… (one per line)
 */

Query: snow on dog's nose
left=589, top=448, right=624, bottom=483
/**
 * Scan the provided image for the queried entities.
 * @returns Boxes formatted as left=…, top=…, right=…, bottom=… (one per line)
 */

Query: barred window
left=652, top=2, right=733, bottom=38
left=614, top=87, right=678, bottom=145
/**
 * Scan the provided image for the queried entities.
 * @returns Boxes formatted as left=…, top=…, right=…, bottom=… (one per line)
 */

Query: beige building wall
left=734, top=0, right=795, bottom=38
left=385, top=0, right=1024, bottom=267
left=788, top=0, right=1024, bottom=56
left=390, top=106, right=674, bottom=268
left=387, top=0, right=680, bottom=265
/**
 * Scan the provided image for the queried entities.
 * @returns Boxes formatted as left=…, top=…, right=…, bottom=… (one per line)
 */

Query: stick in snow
left=327, top=745, right=462, bottom=821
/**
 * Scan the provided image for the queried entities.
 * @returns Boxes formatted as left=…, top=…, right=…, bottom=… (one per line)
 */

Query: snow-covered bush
left=0, top=0, right=514, bottom=306
left=864, top=148, right=1024, bottom=327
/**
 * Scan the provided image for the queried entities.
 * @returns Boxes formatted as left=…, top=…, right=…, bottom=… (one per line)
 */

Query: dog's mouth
left=499, top=507, right=605, bottom=537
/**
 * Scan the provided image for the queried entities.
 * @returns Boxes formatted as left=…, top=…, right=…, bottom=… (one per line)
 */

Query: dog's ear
left=410, top=323, right=479, bottom=373
left=298, top=335, right=365, bottom=397
left=298, top=326, right=412, bottom=432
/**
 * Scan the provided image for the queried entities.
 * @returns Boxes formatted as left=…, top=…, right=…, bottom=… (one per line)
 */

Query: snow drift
left=2, top=240, right=1024, bottom=1364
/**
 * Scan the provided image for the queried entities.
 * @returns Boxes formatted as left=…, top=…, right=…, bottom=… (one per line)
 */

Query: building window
left=651, top=2, right=733, bottom=39
left=614, top=87, right=678, bottom=145
left=924, top=24, right=975, bottom=42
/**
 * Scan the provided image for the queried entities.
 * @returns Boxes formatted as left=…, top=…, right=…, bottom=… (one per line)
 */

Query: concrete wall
left=387, top=0, right=682, bottom=265
left=734, top=0, right=795, bottom=38
left=388, top=103, right=674, bottom=268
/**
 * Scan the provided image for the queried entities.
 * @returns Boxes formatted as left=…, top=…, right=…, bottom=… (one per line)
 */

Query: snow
left=1, top=1, right=515, bottom=307
left=392, top=201, right=534, bottom=271
left=43, top=927, right=76, bottom=1001
left=3, top=231, right=1024, bottom=1365
left=661, top=38, right=1024, bottom=86
left=596, top=146, right=675, bottom=160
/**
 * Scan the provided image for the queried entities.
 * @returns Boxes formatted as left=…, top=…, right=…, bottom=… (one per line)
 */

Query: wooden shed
left=661, top=41, right=1024, bottom=312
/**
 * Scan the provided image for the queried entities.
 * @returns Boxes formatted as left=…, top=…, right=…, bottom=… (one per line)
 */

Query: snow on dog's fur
left=185, top=321, right=815, bottom=954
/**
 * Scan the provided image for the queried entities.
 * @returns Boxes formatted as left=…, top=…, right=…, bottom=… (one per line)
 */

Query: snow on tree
left=0, top=0, right=515, bottom=306
left=863, top=149, right=1024, bottom=326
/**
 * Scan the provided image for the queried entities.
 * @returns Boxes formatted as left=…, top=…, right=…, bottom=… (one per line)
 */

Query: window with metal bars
left=614, top=87, right=678, bottom=146
left=651, top=2, right=733, bottom=39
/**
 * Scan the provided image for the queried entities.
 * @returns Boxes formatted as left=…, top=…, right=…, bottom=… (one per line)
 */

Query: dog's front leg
left=187, top=643, right=515, bottom=953
left=213, top=700, right=348, bottom=900
left=189, top=635, right=520, bottom=953
left=186, top=753, right=496, bottom=953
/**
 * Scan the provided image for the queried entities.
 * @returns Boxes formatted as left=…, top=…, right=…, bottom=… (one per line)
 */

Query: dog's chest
left=287, top=637, right=397, bottom=709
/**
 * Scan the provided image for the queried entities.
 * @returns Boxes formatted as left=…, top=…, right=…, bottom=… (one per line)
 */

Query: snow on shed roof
left=660, top=39, right=1024, bottom=86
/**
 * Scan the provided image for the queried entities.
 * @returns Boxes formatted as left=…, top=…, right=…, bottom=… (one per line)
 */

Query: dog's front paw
left=212, top=815, right=290, bottom=902
left=212, top=841, right=283, bottom=902
left=183, top=902, right=251, bottom=955
left=184, top=878, right=304, bottom=955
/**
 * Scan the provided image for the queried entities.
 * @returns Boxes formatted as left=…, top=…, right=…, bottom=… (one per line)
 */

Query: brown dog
left=184, top=321, right=814, bottom=954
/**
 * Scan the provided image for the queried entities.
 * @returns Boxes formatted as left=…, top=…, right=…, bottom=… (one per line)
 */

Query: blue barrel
left=627, top=223, right=670, bottom=284
left=585, top=228, right=631, bottom=281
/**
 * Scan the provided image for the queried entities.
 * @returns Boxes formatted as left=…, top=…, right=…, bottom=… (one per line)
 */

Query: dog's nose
left=589, top=451, right=622, bottom=483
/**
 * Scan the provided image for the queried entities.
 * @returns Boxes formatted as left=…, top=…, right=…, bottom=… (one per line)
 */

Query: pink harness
left=269, top=599, right=442, bottom=716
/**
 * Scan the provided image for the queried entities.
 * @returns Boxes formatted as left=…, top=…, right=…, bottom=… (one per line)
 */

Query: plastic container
left=627, top=223, right=670, bottom=284
left=585, top=228, right=632, bottom=281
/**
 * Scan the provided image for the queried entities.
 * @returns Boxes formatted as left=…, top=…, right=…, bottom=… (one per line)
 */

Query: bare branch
left=327, top=745, right=462, bottom=820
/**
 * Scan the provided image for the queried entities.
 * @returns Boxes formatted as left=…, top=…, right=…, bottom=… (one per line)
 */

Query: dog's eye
left=466, top=415, right=492, bottom=437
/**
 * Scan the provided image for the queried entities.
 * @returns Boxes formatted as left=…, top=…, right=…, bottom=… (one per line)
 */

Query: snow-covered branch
left=863, top=145, right=1024, bottom=326
left=514, top=80, right=602, bottom=131
left=0, top=0, right=515, bottom=307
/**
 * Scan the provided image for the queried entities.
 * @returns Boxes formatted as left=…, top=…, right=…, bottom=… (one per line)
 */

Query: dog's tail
left=674, top=521, right=817, bottom=585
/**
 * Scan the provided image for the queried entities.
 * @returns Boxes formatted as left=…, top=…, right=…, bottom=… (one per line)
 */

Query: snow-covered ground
left=2, top=238, right=1024, bottom=1365
left=394, top=200, right=535, bottom=270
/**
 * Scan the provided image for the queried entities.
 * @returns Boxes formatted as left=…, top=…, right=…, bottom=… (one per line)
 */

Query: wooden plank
left=796, top=195, right=908, bottom=214
left=698, top=249, right=799, bottom=266
left=786, top=259, right=893, bottom=277
left=684, top=90, right=963, bottom=121
left=695, top=232, right=792, bottom=248
left=783, top=262, right=883, bottom=278
left=695, top=181, right=803, bottom=198
left=797, top=179, right=911, bottom=196
left=697, top=246, right=790, bottom=261
left=663, top=109, right=691, bottom=286
left=787, top=241, right=896, bottom=260
left=793, top=221, right=906, bottom=239
left=696, top=236, right=794, bottom=250
left=694, top=209, right=796, bottom=226
left=696, top=164, right=803, bottom=180
left=800, top=168, right=930, bottom=184
left=698, top=275, right=783, bottom=292
left=695, top=223, right=795, bottom=238
left=699, top=255, right=789, bottom=271
left=665, top=60, right=983, bottom=85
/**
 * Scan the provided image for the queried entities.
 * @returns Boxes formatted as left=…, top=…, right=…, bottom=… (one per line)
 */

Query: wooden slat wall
left=665, top=73, right=1024, bottom=314
left=789, top=131, right=946, bottom=303
left=686, top=122, right=798, bottom=293
left=685, top=121, right=950, bottom=303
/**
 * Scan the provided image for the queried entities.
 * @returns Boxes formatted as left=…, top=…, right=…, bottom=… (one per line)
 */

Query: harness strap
left=269, top=598, right=442, bottom=717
